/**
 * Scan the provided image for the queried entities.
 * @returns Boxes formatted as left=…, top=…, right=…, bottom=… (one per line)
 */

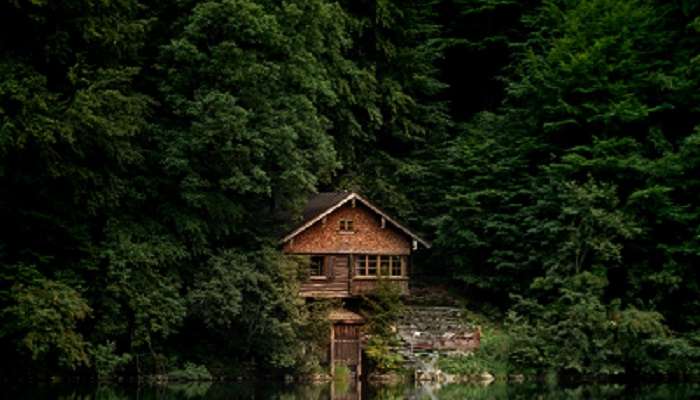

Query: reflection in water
left=167, top=382, right=212, bottom=398
left=5, top=381, right=700, bottom=399
left=331, top=378, right=360, bottom=400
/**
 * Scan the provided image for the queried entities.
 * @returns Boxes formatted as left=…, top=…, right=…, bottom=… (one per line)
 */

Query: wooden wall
left=299, top=255, right=350, bottom=297
left=283, top=203, right=412, bottom=255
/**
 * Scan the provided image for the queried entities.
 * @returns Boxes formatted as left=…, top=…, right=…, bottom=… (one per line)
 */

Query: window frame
left=309, top=255, right=326, bottom=279
left=390, top=255, right=402, bottom=276
left=339, top=219, right=354, bottom=233
left=354, top=254, right=406, bottom=278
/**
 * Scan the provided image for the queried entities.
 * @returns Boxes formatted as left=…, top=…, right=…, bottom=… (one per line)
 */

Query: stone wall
left=396, top=306, right=481, bottom=354
left=390, top=306, right=483, bottom=383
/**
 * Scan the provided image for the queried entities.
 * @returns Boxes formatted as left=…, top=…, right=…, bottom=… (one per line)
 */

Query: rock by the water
left=367, top=371, right=404, bottom=385
left=479, top=372, right=495, bottom=383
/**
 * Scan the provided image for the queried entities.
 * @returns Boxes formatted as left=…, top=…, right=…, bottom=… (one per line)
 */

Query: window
left=310, top=256, right=325, bottom=277
left=339, top=219, right=354, bottom=232
left=391, top=255, right=402, bottom=276
left=368, top=255, right=377, bottom=275
left=355, top=255, right=404, bottom=277
left=356, top=256, right=367, bottom=276
left=380, top=256, right=390, bottom=276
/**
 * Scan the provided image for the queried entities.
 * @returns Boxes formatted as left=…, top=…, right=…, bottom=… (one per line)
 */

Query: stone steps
left=392, top=306, right=480, bottom=363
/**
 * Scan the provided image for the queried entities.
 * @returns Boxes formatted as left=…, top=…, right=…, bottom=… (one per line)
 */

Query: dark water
left=5, top=381, right=700, bottom=400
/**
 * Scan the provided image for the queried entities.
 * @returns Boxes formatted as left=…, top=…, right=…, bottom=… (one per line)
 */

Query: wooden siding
left=300, top=255, right=350, bottom=297
left=299, top=256, right=411, bottom=297
left=283, top=203, right=412, bottom=255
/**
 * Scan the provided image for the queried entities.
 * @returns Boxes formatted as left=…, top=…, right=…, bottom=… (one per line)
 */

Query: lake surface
left=5, top=381, right=699, bottom=399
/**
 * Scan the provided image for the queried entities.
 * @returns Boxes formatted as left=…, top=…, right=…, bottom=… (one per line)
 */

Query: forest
left=1, top=0, right=699, bottom=381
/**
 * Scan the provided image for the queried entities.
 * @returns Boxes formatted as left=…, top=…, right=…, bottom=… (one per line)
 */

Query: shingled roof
left=282, top=191, right=430, bottom=249
left=328, top=308, right=365, bottom=324
left=301, top=192, right=350, bottom=222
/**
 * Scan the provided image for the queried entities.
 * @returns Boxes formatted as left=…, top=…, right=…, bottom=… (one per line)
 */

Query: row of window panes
left=355, top=255, right=403, bottom=277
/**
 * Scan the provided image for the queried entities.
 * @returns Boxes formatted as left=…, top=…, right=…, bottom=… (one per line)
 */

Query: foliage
left=156, top=0, right=344, bottom=217
left=361, top=280, right=406, bottom=372
left=294, top=300, right=335, bottom=375
left=438, top=325, right=511, bottom=378
left=167, top=362, right=213, bottom=382
left=361, top=279, right=405, bottom=337
left=333, top=0, right=450, bottom=227
left=1, top=273, right=92, bottom=370
left=434, top=0, right=700, bottom=378
left=0, top=0, right=373, bottom=378
left=507, top=283, right=700, bottom=378
left=187, top=249, right=315, bottom=370
left=364, top=335, right=405, bottom=372
left=92, top=341, right=132, bottom=381
left=1, top=0, right=700, bottom=381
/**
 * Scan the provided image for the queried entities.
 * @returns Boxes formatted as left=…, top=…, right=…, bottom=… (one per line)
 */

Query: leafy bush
left=167, top=362, right=213, bottom=382
left=92, top=341, right=132, bottom=381
left=505, top=281, right=700, bottom=378
left=2, top=275, right=92, bottom=370
left=365, top=335, right=404, bottom=372
left=293, top=299, right=336, bottom=375
left=361, top=279, right=405, bottom=372
left=187, top=249, right=319, bottom=372
left=438, top=325, right=511, bottom=378
left=361, top=280, right=405, bottom=336
left=629, top=333, right=700, bottom=378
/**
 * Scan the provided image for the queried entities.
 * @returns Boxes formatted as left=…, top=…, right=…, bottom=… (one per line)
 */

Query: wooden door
left=332, top=323, right=361, bottom=376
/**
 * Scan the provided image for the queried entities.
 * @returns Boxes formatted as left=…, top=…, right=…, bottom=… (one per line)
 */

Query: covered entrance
left=329, top=309, right=364, bottom=377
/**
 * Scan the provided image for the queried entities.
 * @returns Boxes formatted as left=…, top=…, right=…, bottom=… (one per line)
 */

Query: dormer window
left=339, top=219, right=354, bottom=233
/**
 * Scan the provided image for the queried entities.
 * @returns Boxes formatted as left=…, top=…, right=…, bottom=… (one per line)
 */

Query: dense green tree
left=156, top=0, right=344, bottom=221
left=331, top=0, right=450, bottom=228
left=146, top=0, right=363, bottom=371
left=437, top=0, right=700, bottom=377
left=187, top=249, right=306, bottom=369
left=0, top=0, right=152, bottom=374
left=2, top=269, right=92, bottom=370
left=0, top=0, right=365, bottom=377
left=437, top=0, right=541, bottom=119
left=2, top=0, right=700, bottom=380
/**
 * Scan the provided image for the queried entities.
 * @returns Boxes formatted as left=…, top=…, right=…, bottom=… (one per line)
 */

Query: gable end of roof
left=281, top=192, right=430, bottom=249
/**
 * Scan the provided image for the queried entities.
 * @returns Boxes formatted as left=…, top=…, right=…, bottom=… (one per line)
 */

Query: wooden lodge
left=282, top=191, right=430, bottom=298
left=282, top=192, right=429, bottom=378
